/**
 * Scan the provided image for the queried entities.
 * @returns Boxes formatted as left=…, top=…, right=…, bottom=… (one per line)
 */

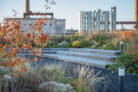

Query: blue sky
left=0, top=0, right=134, bottom=29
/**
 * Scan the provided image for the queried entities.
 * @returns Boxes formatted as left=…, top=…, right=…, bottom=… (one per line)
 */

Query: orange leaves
left=34, top=57, right=42, bottom=62
left=120, top=31, right=136, bottom=40
left=0, top=17, right=49, bottom=75
left=26, top=33, right=31, bottom=38
left=3, top=57, right=29, bottom=70
left=38, top=18, right=42, bottom=22
left=37, top=33, right=48, bottom=43
left=36, top=49, right=42, bottom=56
left=9, top=48, right=18, bottom=57
left=34, top=57, right=38, bottom=61
left=0, top=44, right=2, bottom=47
left=22, top=44, right=32, bottom=50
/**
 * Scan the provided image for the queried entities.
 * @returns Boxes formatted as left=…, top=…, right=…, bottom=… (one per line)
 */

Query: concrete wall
left=79, top=6, right=117, bottom=34
left=4, top=18, right=66, bottom=36
left=87, top=12, right=92, bottom=34
left=111, top=6, right=117, bottom=32
left=80, top=11, right=87, bottom=33
left=96, top=9, right=101, bottom=31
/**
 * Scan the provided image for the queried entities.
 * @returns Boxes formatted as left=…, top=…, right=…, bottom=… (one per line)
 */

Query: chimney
left=134, top=0, right=138, bottom=30
left=25, top=0, right=30, bottom=18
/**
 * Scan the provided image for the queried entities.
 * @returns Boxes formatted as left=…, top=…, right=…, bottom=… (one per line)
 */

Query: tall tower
left=80, top=11, right=93, bottom=34
left=25, top=0, right=30, bottom=18
left=87, top=12, right=92, bottom=34
left=80, top=11, right=87, bottom=34
left=111, top=6, right=117, bottom=32
left=96, top=9, right=101, bottom=31
left=135, top=0, right=138, bottom=30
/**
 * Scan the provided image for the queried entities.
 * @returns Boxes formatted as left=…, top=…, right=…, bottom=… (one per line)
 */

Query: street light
left=120, top=41, right=123, bottom=54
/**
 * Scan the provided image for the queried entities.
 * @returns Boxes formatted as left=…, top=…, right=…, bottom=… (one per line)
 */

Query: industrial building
left=80, top=0, right=138, bottom=33
left=79, top=6, right=116, bottom=34
left=4, top=0, right=66, bottom=36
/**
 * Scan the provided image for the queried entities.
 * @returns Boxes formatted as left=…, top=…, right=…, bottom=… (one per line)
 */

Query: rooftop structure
left=4, top=0, right=66, bottom=36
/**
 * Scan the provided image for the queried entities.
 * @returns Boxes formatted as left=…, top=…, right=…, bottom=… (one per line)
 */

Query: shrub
left=96, top=40, right=105, bottom=48
left=72, top=41, right=81, bottom=48
left=93, top=33, right=108, bottom=42
left=64, top=37, right=71, bottom=42
left=108, top=51, right=138, bottom=74
left=73, top=65, right=104, bottom=92
left=101, top=42, right=119, bottom=50
left=56, top=37, right=64, bottom=43
left=47, top=41, right=56, bottom=48
left=65, top=43, right=72, bottom=48
left=57, top=41, right=71, bottom=48
left=121, top=31, right=136, bottom=40
left=71, top=35, right=79, bottom=42
left=80, top=39, right=90, bottom=48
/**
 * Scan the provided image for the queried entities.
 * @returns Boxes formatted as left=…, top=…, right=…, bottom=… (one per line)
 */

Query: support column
left=25, top=0, right=30, bottom=18
left=134, top=0, right=138, bottom=30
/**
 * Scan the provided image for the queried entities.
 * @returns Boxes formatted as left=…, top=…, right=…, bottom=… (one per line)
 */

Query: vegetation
left=72, top=41, right=81, bottom=48
left=0, top=0, right=138, bottom=90
left=45, top=31, right=138, bottom=75
left=107, top=31, right=138, bottom=74
left=108, top=51, right=138, bottom=74
left=45, top=31, right=138, bottom=51
left=0, top=63, right=103, bottom=92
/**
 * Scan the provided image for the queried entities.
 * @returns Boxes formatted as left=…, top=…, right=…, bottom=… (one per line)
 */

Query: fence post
left=119, top=66, right=125, bottom=92
left=120, top=41, right=123, bottom=54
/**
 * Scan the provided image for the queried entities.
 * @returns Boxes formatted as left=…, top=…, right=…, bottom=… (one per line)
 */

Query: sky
left=0, top=0, right=135, bottom=29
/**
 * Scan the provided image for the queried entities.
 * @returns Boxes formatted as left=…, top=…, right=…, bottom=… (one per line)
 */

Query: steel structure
left=116, top=0, right=138, bottom=30
left=80, top=7, right=116, bottom=33
left=25, top=0, right=30, bottom=18
left=24, top=12, right=54, bottom=18
left=24, top=0, right=54, bottom=19
left=134, top=0, right=138, bottom=29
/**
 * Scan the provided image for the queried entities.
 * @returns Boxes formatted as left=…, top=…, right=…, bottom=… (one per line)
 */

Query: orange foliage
left=120, top=31, right=136, bottom=40
left=0, top=17, right=49, bottom=73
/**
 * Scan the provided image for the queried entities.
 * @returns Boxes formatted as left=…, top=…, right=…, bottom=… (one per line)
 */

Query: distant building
left=4, top=18, right=66, bottom=36
left=79, top=6, right=117, bottom=34
left=66, top=29, right=78, bottom=35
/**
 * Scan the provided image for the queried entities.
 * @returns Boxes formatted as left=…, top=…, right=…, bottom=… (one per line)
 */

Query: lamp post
left=119, top=66, right=125, bottom=92
left=120, top=41, right=123, bottom=54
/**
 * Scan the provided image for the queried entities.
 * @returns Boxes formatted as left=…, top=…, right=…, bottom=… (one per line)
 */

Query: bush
left=64, top=37, right=71, bottom=42
left=56, top=37, right=64, bottom=43
left=72, top=41, right=81, bottom=48
left=47, top=41, right=56, bottom=48
left=65, top=43, right=72, bottom=48
left=108, top=51, right=138, bottom=74
left=71, top=35, right=79, bottom=42
left=80, top=39, right=90, bottom=48
left=93, top=33, right=108, bottom=42
left=101, top=42, right=119, bottom=50
left=95, top=40, right=105, bottom=48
